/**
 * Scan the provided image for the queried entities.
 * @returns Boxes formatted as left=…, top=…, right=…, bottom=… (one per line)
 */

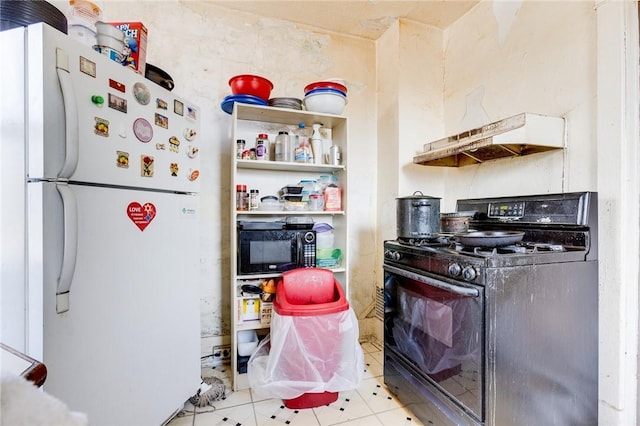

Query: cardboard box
left=237, top=296, right=260, bottom=322
left=260, top=302, right=273, bottom=325
left=108, top=21, right=147, bottom=75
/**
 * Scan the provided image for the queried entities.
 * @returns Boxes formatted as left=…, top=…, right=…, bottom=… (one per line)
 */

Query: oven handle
left=383, top=264, right=480, bottom=298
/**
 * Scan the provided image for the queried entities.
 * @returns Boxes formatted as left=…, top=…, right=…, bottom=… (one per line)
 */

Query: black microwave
left=237, top=227, right=316, bottom=275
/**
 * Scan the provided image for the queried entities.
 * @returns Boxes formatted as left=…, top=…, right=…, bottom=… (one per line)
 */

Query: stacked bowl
left=93, top=21, right=126, bottom=64
left=303, top=80, right=347, bottom=115
left=221, top=74, right=273, bottom=114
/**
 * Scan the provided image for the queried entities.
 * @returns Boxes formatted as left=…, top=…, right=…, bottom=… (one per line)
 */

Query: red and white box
left=108, top=21, right=147, bottom=75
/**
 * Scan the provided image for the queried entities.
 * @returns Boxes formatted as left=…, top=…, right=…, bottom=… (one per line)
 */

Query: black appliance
left=237, top=221, right=316, bottom=274
left=383, top=192, right=598, bottom=425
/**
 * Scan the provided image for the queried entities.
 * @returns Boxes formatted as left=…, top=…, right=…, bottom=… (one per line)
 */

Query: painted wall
left=410, top=1, right=597, bottom=210
left=80, top=1, right=380, bottom=347
left=50, top=0, right=637, bottom=423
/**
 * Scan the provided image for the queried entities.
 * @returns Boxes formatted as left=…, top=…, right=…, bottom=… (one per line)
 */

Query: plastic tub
left=237, top=330, right=258, bottom=356
left=316, top=231, right=334, bottom=249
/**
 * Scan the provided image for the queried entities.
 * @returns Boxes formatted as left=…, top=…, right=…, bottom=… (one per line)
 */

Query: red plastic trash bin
left=273, top=268, right=349, bottom=409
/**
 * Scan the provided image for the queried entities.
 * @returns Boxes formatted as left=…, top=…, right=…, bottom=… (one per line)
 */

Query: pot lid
left=397, top=191, right=440, bottom=200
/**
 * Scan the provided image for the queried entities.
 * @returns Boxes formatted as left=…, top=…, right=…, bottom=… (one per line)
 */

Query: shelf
left=237, top=321, right=270, bottom=331
left=237, top=159, right=345, bottom=173
left=236, top=210, right=345, bottom=216
left=235, top=103, right=346, bottom=129
left=230, top=102, right=349, bottom=392
left=236, top=267, right=345, bottom=281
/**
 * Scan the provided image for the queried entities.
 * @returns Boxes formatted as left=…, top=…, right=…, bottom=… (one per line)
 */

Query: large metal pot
left=396, top=192, right=441, bottom=239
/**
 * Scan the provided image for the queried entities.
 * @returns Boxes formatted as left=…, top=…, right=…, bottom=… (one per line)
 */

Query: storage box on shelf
left=230, top=103, right=349, bottom=391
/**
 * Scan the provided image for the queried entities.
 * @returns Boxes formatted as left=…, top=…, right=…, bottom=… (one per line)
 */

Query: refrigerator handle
left=55, top=183, right=78, bottom=313
left=55, top=48, right=79, bottom=179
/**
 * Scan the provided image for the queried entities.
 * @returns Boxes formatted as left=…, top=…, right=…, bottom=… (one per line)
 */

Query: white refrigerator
left=1, top=23, right=201, bottom=425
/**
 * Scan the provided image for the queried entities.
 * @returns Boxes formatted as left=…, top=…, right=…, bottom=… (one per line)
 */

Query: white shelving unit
left=230, top=103, right=349, bottom=391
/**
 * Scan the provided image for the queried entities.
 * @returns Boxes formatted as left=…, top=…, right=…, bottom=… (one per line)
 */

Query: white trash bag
left=248, top=308, right=364, bottom=400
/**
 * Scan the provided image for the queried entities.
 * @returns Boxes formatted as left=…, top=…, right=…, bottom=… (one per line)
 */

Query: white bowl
left=96, top=33, right=125, bottom=51
left=303, top=92, right=347, bottom=115
left=95, top=21, right=124, bottom=40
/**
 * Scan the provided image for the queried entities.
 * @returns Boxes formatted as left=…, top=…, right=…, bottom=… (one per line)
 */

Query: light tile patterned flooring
left=166, top=342, right=427, bottom=426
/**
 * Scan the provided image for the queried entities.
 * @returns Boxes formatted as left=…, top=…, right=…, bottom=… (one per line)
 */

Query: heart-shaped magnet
left=127, top=202, right=157, bottom=231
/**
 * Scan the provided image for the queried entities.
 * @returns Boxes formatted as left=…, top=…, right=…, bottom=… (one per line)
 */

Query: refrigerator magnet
left=186, top=106, right=197, bottom=121
left=94, top=117, right=109, bottom=137
left=155, top=143, right=166, bottom=151
left=109, top=79, right=126, bottom=93
left=133, top=82, right=150, bottom=105
left=116, top=151, right=129, bottom=168
left=169, top=136, right=180, bottom=153
left=141, top=155, right=154, bottom=177
left=156, top=98, right=168, bottom=110
left=127, top=202, right=156, bottom=231
left=187, top=146, right=199, bottom=159
left=170, top=162, right=179, bottom=177
left=154, top=113, right=168, bottom=129
left=133, top=118, right=153, bottom=142
left=79, top=56, right=96, bottom=77
left=174, top=100, right=184, bottom=116
left=189, top=169, right=200, bottom=181
left=108, top=93, right=127, bottom=113
left=184, top=128, right=197, bottom=141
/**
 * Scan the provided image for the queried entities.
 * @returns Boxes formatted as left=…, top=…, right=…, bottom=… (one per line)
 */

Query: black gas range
left=383, top=192, right=598, bottom=425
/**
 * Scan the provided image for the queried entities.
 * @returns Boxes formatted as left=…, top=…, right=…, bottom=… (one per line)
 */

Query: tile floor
left=166, top=342, right=431, bottom=426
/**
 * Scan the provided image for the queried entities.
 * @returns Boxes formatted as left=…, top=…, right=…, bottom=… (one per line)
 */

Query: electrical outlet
left=212, top=345, right=231, bottom=365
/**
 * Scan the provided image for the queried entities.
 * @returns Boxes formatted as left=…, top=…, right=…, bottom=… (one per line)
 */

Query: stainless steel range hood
left=413, top=113, right=565, bottom=167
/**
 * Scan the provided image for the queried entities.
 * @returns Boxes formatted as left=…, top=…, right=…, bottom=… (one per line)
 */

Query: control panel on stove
left=488, top=201, right=525, bottom=218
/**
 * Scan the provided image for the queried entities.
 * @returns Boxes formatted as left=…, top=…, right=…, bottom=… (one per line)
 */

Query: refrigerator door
left=24, top=23, right=201, bottom=192
left=1, top=25, right=30, bottom=353
left=32, top=182, right=200, bottom=425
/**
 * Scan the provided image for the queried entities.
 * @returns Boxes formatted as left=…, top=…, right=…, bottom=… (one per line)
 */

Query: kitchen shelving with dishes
left=230, top=103, right=349, bottom=391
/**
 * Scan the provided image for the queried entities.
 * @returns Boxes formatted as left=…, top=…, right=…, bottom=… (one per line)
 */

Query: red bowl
left=229, top=74, right=273, bottom=102
left=304, top=80, right=348, bottom=94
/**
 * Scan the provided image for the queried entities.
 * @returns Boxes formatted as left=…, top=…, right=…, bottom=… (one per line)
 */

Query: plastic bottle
left=275, top=131, right=291, bottom=162
left=256, top=134, right=267, bottom=160
left=256, top=133, right=268, bottom=160
left=294, top=123, right=312, bottom=163
left=311, top=123, right=323, bottom=164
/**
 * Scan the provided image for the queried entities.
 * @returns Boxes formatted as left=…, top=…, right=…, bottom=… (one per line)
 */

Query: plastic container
left=67, top=0, right=102, bottom=47
left=275, top=131, right=291, bottom=162
left=316, top=231, right=334, bottom=249
left=237, top=330, right=258, bottom=356
left=247, top=268, right=362, bottom=409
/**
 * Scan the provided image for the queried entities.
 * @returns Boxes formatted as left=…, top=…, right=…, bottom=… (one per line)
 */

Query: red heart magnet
left=127, top=202, right=157, bottom=231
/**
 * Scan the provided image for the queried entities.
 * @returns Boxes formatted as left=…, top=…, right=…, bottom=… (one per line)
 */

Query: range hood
left=413, top=113, right=565, bottom=167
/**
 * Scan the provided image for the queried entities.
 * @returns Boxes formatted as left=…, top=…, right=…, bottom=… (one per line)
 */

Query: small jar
left=249, top=189, right=260, bottom=210
left=256, top=133, right=269, bottom=160
left=236, top=139, right=245, bottom=159
left=236, top=184, right=248, bottom=211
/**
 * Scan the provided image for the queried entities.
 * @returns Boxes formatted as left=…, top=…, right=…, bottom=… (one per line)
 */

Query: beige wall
left=90, top=1, right=380, bottom=344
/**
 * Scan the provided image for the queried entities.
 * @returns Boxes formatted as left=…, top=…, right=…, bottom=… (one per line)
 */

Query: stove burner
left=397, top=236, right=451, bottom=247
left=451, top=241, right=568, bottom=257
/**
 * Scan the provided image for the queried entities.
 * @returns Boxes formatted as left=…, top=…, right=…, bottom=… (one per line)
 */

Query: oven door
left=383, top=263, right=484, bottom=422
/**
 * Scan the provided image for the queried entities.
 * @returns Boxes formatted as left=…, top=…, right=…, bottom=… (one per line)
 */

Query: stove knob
left=448, top=263, right=462, bottom=277
left=384, top=250, right=401, bottom=261
left=462, top=266, right=477, bottom=281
